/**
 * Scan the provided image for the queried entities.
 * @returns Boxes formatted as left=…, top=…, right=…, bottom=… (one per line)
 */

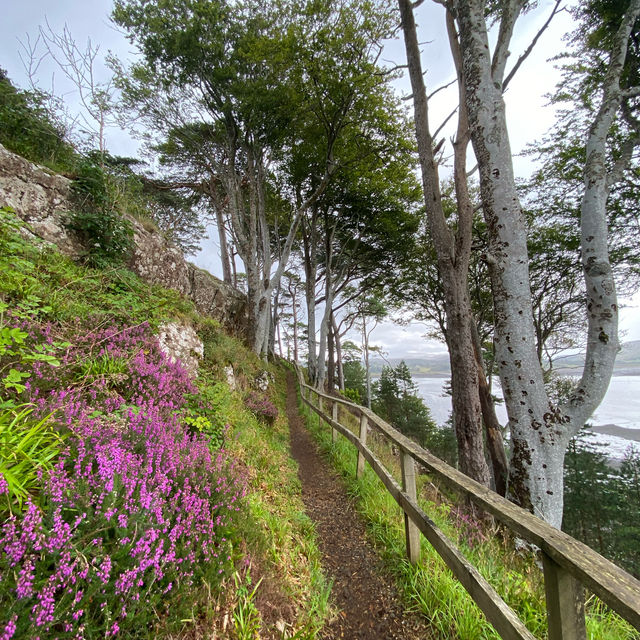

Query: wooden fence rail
left=293, top=366, right=640, bottom=640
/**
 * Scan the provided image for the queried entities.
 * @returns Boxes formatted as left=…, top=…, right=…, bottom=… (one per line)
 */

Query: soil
left=285, top=372, right=433, bottom=639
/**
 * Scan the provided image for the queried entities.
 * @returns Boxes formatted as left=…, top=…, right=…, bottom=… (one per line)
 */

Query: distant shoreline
left=409, top=374, right=640, bottom=445
left=408, top=370, right=640, bottom=378
left=590, top=424, right=640, bottom=443
left=553, top=367, right=640, bottom=377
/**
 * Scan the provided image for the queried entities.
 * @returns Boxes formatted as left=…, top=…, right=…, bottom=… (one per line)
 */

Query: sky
left=1, top=1, right=639, bottom=359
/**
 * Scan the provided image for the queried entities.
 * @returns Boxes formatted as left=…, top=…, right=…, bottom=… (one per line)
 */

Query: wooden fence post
left=331, top=400, right=338, bottom=443
left=542, top=553, right=586, bottom=640
left=357, top=413, right=368, bottom=479
left=401, top=450, right=421, bottom=564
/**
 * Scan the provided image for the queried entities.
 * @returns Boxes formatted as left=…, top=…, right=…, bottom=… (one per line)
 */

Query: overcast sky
left=2, top=1, right=639, bottom=358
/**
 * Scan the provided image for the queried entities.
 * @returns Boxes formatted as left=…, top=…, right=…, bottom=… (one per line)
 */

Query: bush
left=65, top=159, right=134, bottom=268
left=342, top=387, right=361, bottom=403
left=0, top=70, right=76, bottom=172
left=244, top=391, right=278, bottom=425
left=0, top=321, right=245, bottom=639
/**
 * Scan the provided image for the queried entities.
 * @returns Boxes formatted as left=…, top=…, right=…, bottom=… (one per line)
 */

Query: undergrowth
left=299, top=398, right=640, bottom=640
left=0, top=210, right=331, bottom=638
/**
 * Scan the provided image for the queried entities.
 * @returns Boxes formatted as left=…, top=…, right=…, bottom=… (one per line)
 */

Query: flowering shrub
left=0, top=321, right=245, bottom=639
left=450, top=506, right=488, bottom=549
left=244, top=391, right=278, bottom=425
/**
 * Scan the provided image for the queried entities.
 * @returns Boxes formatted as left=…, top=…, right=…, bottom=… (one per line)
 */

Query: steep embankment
left=0, top=142, right=247, bottom=337
left=0, top=207, right=331, bottom=639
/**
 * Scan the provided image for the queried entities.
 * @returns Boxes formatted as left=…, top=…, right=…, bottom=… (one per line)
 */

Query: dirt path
left=285, top=372, right=432, bottom=639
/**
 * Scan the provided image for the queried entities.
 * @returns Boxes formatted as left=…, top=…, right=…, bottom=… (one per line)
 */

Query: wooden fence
left=294, top=366, right=640, bottom=640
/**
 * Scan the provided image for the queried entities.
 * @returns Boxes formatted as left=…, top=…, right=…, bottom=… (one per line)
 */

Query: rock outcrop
left=0, top=144, right=81, bottom=256
left=157, top=322, right=204, bottom=377
left=0, top=143, right=248, bottom=337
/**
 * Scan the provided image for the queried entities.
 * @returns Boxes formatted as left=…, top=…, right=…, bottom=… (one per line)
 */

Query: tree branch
left=502, top=0, right=564, bottom=92
left=491, top=0, right=527, bottom=85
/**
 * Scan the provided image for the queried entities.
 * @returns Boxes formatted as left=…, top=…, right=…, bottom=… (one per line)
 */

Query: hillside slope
left=0, top=207, right=330, bottom=639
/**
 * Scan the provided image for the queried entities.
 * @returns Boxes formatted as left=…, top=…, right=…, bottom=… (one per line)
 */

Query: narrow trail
left=285, top=372, right=432, bottom=639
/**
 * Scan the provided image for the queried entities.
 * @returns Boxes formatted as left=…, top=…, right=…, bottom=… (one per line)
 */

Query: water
left=413, top=375, right=640, bottom=460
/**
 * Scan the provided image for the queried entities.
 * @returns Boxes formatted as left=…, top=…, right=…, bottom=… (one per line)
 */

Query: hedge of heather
left=0, top=321, right=245, bottom=639
left=244, top=391, right=278, bottom=425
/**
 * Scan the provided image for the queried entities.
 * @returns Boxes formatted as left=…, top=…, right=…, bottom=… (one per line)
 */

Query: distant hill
left=369, top=353, right=451, bottom=376
left=372, top=340, right=640, bottom=377
left=553, top=340, right=640, bottom=374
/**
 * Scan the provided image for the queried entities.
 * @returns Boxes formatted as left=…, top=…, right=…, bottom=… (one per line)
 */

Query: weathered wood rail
left=294, top=366, right=640, bottom=640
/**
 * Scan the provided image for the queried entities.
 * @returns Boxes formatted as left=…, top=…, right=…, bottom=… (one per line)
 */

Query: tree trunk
left=227, top=136, right=333, bottom=358
left=316, top=285, right=335, bottom=390
left=291, top=284, right=299, bottom=363
left=398, top=0, right=490, bottom=487
left=316, top=211, right=339, bottom=390
left=214, top=205, right=232, bottom=285
left=270, top=283, right=281, bottom=358
left=471, top=319, right=508, bottom=496
left=453, top=0, right=637, bottom=526
left=328, top=317, right=335, bottom=392
left=455, top=0, right=563, bottom=523
left=302, top=213, right=319, bottom=382
left=333, top=313, right=345, bottom=391
left=363, top=315, right=372, bottom=409
left=277, top=318, right=283, bottom=358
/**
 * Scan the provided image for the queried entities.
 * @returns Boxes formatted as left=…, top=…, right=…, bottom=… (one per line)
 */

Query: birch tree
left=447, top=0, right=640, bottom=526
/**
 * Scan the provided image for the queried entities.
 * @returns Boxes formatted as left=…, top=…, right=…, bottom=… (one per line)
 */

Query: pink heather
left=0, top=322, right=245, bottom=638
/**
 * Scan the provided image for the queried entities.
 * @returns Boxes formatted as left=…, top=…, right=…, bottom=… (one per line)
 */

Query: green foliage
left=341, top=387, right=361, bottom=403
left=0, top=200, right=333, bottom=636
left=1, top=64, right=198, bottom=259
left=0, top=70, right=76, bottom=172
left=342, top=360, right=367, bottom=404
left=181, top=379, right=230, bottom=449
left=426, top=419, right=459, bottom=468
left=372, top=361, right=437, bottom=447
left=198, top=364, right=332, bottom=636
left=0, top=405, right=66, bottom=514
left=0, top=207, right=193, bottom=329
left=564, top=433, right=640, bottom=578
left=232, top=568, right=263, bottom=640
left=0, top=297, right=69, bottom=405
left=65, top=157, right=134, bottom=268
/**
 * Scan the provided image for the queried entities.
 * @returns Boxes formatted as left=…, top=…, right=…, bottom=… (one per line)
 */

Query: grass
left=0, top=405, right=67, bottom=514
left=0, top=207, right=194, bottom=331
left=232, top=568, right=263, bottom=640
left=300, top=395, right=640, bottom=640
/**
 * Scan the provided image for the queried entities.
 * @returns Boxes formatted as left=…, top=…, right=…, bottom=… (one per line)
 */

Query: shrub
left=244, top=391, right=278, bottom=425
left=65, top=159, right=134, bottom=268
left=181, top=381, right=230, bottom=450
left=342, top=387, right=361, bottom=403
left=0, top=321, right=245, bottom=639
left=0, top=70, right=76, bottom=172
